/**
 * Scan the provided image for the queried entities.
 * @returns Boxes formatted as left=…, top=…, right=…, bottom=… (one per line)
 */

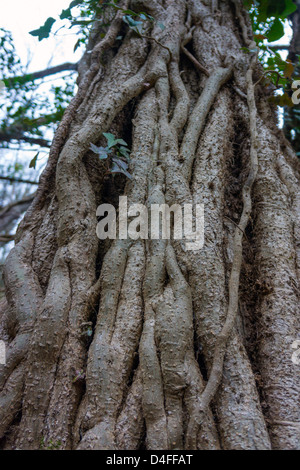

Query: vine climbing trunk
left=0, top=0, right=299, bottom=450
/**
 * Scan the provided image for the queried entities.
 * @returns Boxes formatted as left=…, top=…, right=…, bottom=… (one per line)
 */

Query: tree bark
left=0, top=0, right=299, bottom=450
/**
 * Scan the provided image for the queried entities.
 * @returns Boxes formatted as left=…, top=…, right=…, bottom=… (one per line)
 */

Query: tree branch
left=0, top=131, right=50, bottom=148
left=0, top=234, right=14, bottom=244
left=267, top=44, right=289, bottom=50
left=4, top=62, right=78, bottom=86
left=0, top=176, right=39, bottom=185
left=0, top=192, right=35, bottom=234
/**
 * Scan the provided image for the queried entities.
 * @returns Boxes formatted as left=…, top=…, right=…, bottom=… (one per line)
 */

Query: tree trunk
left=0, top=0, right=299, bottom=450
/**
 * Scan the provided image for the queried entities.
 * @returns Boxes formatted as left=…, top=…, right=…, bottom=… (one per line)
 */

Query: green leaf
left=103, top=132, right=117, bottom=148
left=254, top=0, right=297, bottom=22
left=123, top=15, right=143, bottom=34
left=29, top=152, right=39, bottom=169
left=114, top=138, right=128, bottom=147
left=74, top=38, right=82, bottom=52
left=281, top=0, right=297, bottom=18
left=122, top=9, right=139, bottom=16
left=90, top=143, right=109, bottom=159
left=29, top=17, right=56, bottom=41
left=60, top=8, right=72, bottom=20
left=265, top=18, right=284, bottom=42
left=118, top=146, right=130, bottom=160
left=112, top=157, right=128, bottom=171
left=111, top=158, right=132, bottom=179
left=69, top=0, right=82, bottom=7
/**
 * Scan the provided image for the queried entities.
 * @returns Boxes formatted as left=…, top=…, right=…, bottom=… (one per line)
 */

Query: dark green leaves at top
left=265, top=17, right=285, bottom=42
left=29, top=17, right=56, bottom=41
left=248, top=0, right=298, bottom=22
left=245, top=0, right=297, bottom=42
left=244, top=0, right=298, bottom=101
left=246, top=0, right=297, bottom=43
left=280, top=0, right=298, bottom=17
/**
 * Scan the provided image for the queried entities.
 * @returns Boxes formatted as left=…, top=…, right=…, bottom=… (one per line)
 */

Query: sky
left=0, top=0, right=85, bottom=255
left=0, top=0, right=84, bottom=190
left=1, top=0, right=83, bottom=72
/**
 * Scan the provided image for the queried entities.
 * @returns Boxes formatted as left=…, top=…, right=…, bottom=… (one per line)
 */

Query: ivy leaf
left=103, top=132, right=128, bottom=149
left=69, top=0, right=83, bottom=7
left=123, top=15, right=143, bottom=35
left=265, top=18, right=284, bottom=42
left=74, top=38, right=82, bottom=52
left=123, top=9, right=140, bottom=16
left=111, top=158, right=132, bottom=179
left=29, top=17, right=56, bottom=41
left=114, top=138, right=128, bottom=146
left=90, top=143, right=109, bottom=159
left=106, top=4, right=137, bottom=16
left=112, top=157, right=128, bottom=170
left=29, top=152, right=39, bottom=169
left=103, top=132, right=117, bottom=148
left=118, top=146, right=130, bottom=160
left=269, top=92, right=294, bottom=107
left=60, top=8, right=72, bottom=20
left=284, top=59, right=294, bottom=78
left=256, top=0, right=297, bottom=21
left=281, top=0, right=297, bottom=18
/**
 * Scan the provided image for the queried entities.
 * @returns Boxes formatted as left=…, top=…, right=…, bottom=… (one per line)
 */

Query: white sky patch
left=1, top=0, right=82, bottom=71
left=266, top=20, right=293, bottom=128
left=274, top=20, right=293, bottom=48
left=0, top=1, right=83, bottom=199
left=0, top=340, right=6, bottom=365
left=0, top=1, right=85, bottom=253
